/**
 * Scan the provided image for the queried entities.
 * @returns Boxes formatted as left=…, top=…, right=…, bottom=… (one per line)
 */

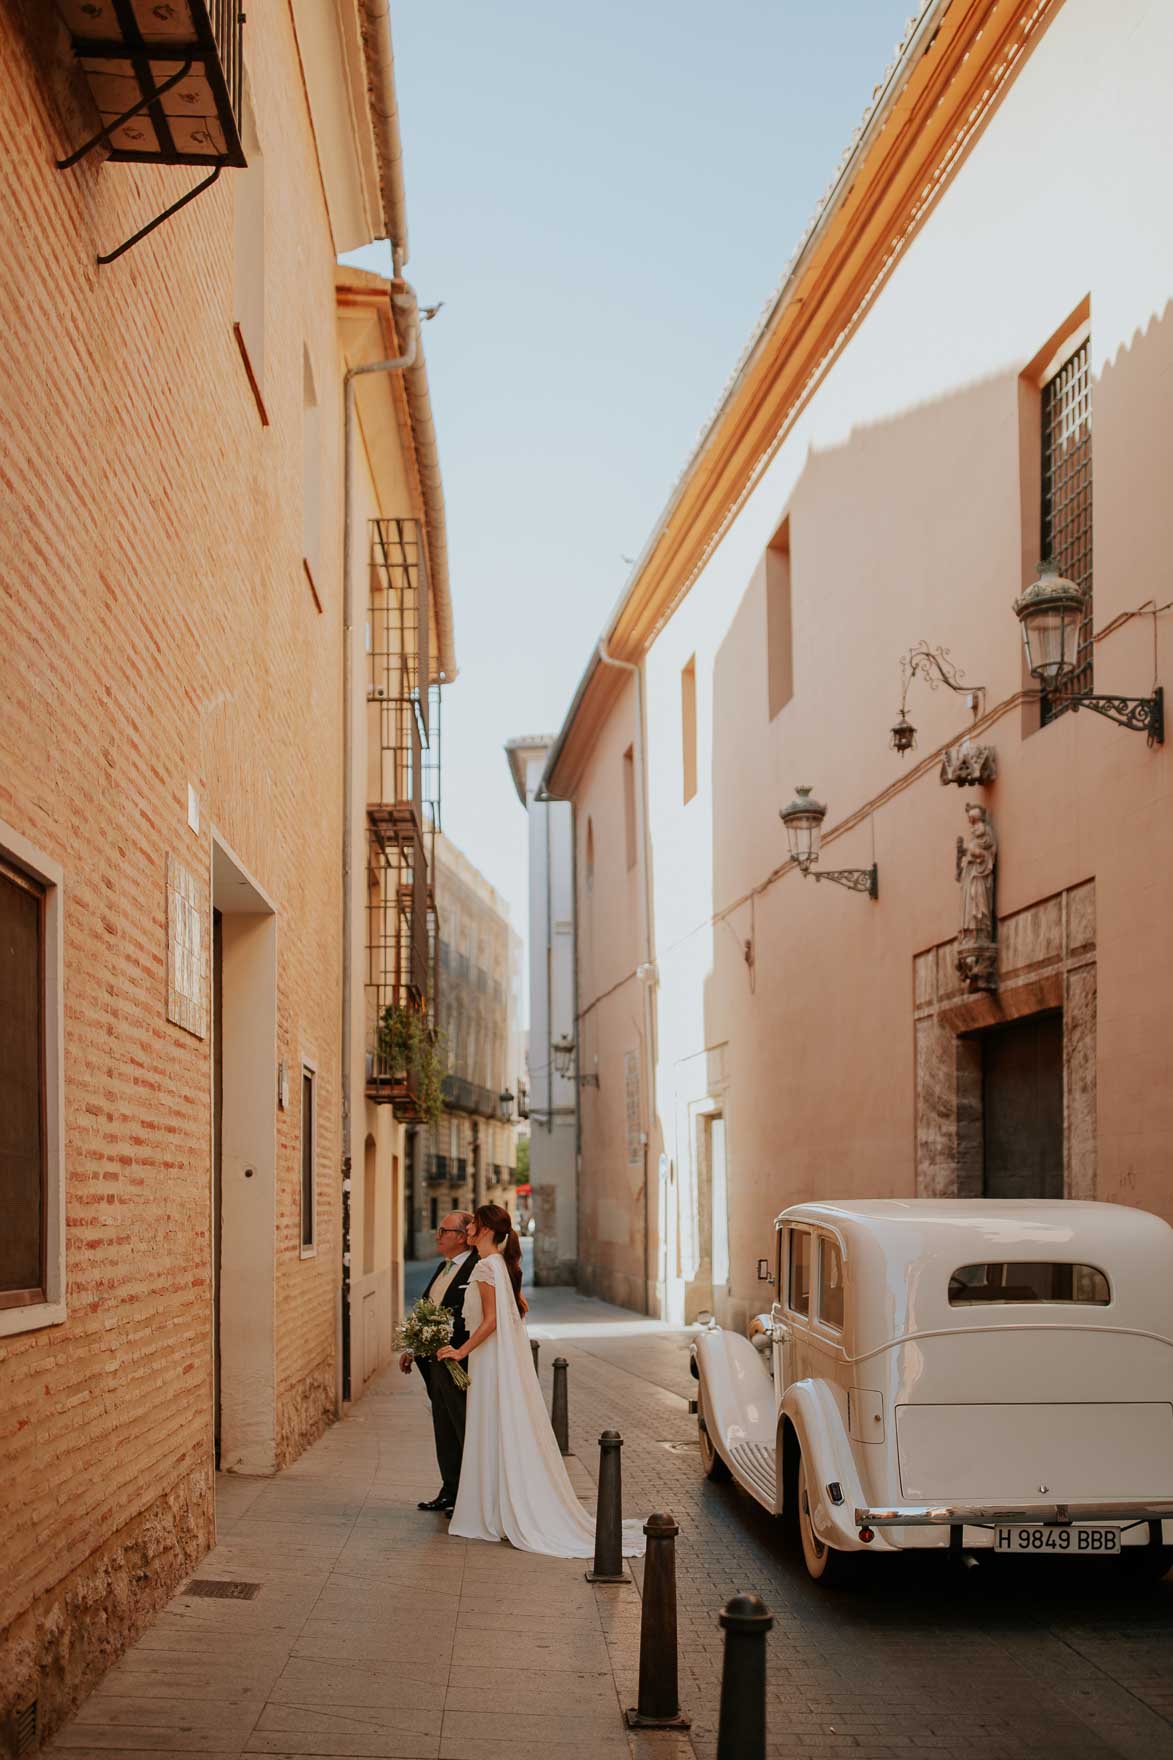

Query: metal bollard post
left=530, top=1338, right=540, bottom=1376
left=624, top=1513, right=690, bottom=1730
left=585, top=1430, right=629, bottom=1583
left=551, top=1357, right=569, bottom=1455
left=716, top=1592, right=773, bottom=1760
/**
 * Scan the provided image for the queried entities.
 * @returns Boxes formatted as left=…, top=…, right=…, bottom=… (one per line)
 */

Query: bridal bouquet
left=395, top=1297, right=470, bottom=1388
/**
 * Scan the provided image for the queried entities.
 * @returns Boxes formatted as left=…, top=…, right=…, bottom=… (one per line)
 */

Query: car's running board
left=730, top=1441, right=777, bottom=1510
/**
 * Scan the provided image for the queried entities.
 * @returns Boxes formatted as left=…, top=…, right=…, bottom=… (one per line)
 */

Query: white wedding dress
left=448, top=1253, right=645, bottom=1558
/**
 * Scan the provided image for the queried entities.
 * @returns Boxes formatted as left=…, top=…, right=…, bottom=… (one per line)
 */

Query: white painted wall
left=513, top=742, right=578, bottom=1281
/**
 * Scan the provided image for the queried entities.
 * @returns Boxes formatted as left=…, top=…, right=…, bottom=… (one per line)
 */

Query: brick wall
left=0, top=3, right=347, bottom=1745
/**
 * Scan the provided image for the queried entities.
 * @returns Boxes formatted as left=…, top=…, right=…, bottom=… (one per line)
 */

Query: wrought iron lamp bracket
left=899, top=643, right=985, bottom=716
left=811, top=865, right=879, bottom=899
left=1063, top=686, right=1164, bottom=745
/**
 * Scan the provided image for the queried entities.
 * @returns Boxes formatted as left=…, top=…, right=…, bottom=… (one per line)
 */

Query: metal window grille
left=366, top=518, right=442, bottom=1111
left=1040, top=339, right=1092, bottom=722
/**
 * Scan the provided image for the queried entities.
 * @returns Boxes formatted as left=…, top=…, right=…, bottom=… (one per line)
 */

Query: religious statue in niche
left=955, top=802, right=997, bottom=992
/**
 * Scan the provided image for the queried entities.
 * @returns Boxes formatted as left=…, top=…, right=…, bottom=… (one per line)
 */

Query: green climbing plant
left=377, top=1002, right=446, bottom=1128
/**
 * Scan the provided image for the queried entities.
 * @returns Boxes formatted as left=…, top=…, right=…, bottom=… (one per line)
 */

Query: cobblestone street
left=528, top=1288, right=1173, bottom=1760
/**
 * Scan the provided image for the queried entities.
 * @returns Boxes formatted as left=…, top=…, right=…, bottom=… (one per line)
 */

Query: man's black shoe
left=418, top=1494, right=450, bottom=1511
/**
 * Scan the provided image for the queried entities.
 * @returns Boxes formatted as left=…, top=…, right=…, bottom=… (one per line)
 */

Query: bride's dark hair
left=473, top=1203, right=524, bottom=1314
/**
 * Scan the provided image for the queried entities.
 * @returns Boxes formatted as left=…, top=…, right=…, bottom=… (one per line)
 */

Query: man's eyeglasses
left=437, top=1226, right=466, bottom=1236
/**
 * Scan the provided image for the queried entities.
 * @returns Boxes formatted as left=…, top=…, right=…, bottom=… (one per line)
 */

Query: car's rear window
left=948, top=1262, right=1110, bottom=1306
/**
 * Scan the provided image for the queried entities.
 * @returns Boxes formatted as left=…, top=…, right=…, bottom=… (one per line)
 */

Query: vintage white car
left=691, top=1199, right=1173, bottom=1583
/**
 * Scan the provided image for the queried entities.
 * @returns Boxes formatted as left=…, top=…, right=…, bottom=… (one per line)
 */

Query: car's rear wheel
left=1115, top=1541, right=1173, bottom=1585
left=697, top=1384, right=731, bottom=1482
left=796, top=1451, right=853, bottom=1585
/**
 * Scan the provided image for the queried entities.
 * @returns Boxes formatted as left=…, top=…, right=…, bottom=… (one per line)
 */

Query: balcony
left=365, top=518, right=442, bottom=1105
left=441, top=1075, right=499, bottom=1119
left=56, top=0, right=246, bottom=167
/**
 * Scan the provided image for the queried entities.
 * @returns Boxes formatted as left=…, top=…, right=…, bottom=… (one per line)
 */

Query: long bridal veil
left=448, top=1252, right=646, bottom=1559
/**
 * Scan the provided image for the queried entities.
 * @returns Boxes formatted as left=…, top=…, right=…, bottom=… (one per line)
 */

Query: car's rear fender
left=780, top=1379, right=898, bottom=1554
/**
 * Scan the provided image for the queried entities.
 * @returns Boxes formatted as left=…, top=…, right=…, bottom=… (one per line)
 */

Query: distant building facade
left=505, top=738, right=578, bottom=1284
left=408, top=836, right=521, bottom=1247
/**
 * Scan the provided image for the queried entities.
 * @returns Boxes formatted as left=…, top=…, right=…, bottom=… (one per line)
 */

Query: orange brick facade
left=0, top=4, right=355, bottom=1746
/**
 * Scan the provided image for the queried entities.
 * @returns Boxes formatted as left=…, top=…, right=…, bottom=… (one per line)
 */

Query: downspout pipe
left=339, top=286, right=419, bottom=1411
left=595, top=641, right=656, bottom=1315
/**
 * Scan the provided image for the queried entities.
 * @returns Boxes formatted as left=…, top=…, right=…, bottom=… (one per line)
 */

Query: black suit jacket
left=422, top=1252, right=475, bottom=1352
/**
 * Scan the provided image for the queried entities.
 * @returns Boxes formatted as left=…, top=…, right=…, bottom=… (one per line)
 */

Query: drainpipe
left=339, top=287, right=419, bottom=1411
left=595, top=641, right=657, bottom=1315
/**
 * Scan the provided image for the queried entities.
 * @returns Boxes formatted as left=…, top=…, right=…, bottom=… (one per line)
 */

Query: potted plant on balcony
left=376, top=1002, right=445, bottom=1127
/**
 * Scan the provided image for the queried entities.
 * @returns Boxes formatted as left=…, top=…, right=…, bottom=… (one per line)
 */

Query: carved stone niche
left=940, top=742, right=997, bottom=787
left=914, top=880, right=1097, bottom=1202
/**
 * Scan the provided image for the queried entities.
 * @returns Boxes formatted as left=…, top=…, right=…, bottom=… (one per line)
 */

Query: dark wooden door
left=981, top=1011, right=1063, bottom=1199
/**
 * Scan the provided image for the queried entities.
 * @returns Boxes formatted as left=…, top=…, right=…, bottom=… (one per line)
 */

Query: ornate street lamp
left=778, top=786, right=878, bottom=899
left=551, top=1033, right=599, bottom=1088
left=498, top=1087, right=515, bottom=1122
left=1013, top=560, right=1164, bottom=742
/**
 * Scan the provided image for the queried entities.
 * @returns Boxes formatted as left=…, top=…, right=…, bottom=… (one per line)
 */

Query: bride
left=437, top=1202, right=645, bottom=1559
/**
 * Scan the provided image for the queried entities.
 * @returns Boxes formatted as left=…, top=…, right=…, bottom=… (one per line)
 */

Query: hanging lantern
left=890, top=712, right=917, bottom=756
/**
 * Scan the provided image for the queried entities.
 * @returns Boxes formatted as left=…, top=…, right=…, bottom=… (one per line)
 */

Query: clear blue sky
left=342, top=0, right=915, bottom=943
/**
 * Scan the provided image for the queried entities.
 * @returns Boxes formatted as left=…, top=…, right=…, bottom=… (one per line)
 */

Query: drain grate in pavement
left=658, top=1440, right=699, bottom=1453
left=183, top=1579, right=261, bottom=1600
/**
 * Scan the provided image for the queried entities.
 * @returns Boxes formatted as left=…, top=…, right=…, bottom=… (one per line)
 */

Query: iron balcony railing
left=441, top=1075, right=499, bottom=1119
left=56, top=0, right=246, bottom=167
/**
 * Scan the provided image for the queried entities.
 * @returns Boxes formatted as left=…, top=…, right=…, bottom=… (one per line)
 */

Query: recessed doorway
left=978, top=1011, right=1063, bottom=1200
left=211, top=838, right=277, bottom=1475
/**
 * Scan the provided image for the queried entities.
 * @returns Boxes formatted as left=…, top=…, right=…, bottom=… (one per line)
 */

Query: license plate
left=993, top=1524, right=1121, bottom=1555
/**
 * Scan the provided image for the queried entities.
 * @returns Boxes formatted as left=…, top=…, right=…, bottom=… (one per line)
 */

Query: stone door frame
left=914, top=880, right=1096, bottom=1201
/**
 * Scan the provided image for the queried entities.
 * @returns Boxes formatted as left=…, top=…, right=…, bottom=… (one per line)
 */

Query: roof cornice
left=544, top=0, right=1066, bottom=798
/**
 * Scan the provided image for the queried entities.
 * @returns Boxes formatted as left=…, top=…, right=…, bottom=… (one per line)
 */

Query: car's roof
left=774, top=1198, right=1173, bottom=1258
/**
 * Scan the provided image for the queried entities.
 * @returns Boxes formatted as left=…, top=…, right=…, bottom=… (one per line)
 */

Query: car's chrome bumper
left=855, top=1500, right=1173, bottom=1528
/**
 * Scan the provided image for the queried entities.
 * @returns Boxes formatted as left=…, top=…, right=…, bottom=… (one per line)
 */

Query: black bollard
left=624, top=1513, right=690, bottom=1730
left=530, top=1338, right=540, bottom=1376
left=551, top=1357, right=569, bottom=1456
left=716, top=1592, right=773, bottom=1760
left=585, top=1430, right=629, bottom=1583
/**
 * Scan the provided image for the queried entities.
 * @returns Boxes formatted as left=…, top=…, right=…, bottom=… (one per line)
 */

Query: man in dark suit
left=400, top=1211, right=475, bottom=1514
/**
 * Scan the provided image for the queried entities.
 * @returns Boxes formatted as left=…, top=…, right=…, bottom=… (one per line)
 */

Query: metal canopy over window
left=1040, top=339, right=1093, bottom=720
left=57, top=0, right=245, bottom=164
left=55, top=0, right=246, bottom=262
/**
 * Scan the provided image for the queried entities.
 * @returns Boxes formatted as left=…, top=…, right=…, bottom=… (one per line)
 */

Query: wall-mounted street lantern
left=778, top=787, right=878, bottom=899
left=498, top=1087, right=515, bottom=1122
left=890, top=643, right=985, bottom=758
left=1014, top=560, right=1164, bottom=743
left=552, top=1034, right=600, bottom=1087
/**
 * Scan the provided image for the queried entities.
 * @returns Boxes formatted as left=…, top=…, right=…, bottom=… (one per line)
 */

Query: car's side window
left=774, top=1228, right=784, bottom=1300
left=817, top=1235, right=844, bottom=1330
left=787, top=1228, right=811, bottom=1318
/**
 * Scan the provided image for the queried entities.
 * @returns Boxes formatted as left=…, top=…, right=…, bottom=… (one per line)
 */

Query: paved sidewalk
left=43, top=1326, right=662, bottom=1760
